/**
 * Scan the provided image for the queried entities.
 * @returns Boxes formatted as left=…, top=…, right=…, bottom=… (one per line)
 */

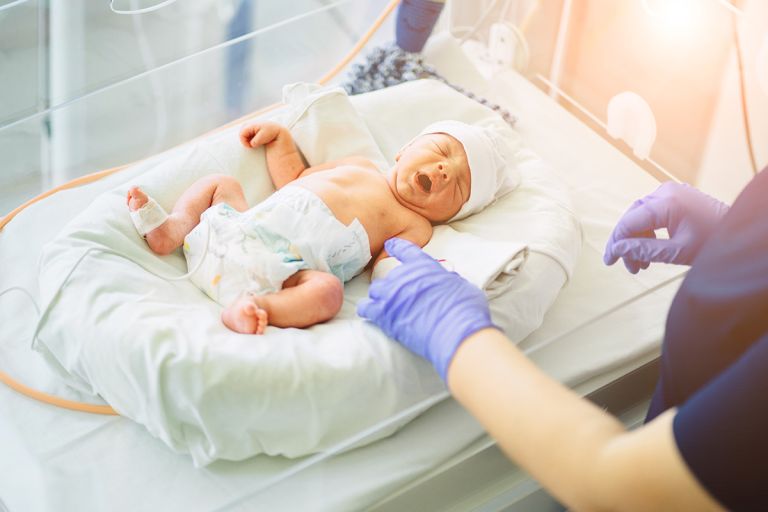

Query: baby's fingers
left=239, top=126, right=257, bottom=148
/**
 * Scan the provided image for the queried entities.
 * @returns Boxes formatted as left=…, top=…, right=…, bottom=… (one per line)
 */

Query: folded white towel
left=372, top=225, right=529, bottom=299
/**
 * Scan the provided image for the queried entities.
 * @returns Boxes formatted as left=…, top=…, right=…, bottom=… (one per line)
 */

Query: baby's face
left=388, top=133, right=471, bottom=222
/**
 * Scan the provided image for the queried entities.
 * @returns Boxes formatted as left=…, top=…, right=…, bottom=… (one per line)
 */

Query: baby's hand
left=239, top=122, right=284, bottom=149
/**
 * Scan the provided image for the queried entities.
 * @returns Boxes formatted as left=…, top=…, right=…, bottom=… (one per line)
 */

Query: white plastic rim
left=0, top=0, right=30, bottom=13
left=110, top=0, right=178, bottom=15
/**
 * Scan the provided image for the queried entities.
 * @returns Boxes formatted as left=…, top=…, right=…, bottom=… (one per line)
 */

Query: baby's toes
left=255, top=309, right=268, bottom=335
left=127, top=187, right=149, bottom=211
left=245, top=302, right=268, bottom=335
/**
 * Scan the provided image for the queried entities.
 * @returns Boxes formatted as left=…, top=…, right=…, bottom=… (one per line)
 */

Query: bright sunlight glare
left=642, top=0, right=704, bottom=36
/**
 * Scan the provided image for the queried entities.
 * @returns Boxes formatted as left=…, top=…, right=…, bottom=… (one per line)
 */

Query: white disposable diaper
left=184, top=185, right=372, bottom=306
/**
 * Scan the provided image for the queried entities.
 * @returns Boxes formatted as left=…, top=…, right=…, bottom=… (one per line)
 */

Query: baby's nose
left=427, top=165, right=449, bottom=187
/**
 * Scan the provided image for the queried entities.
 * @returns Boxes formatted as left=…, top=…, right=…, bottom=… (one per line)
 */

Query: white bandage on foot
left=129, top=196, right=169, bottom=237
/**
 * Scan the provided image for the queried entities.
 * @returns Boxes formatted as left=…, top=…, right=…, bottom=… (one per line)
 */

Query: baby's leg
left=221, top=270, right=344, bottom=334
left=127, top=174, right=248, bottom=255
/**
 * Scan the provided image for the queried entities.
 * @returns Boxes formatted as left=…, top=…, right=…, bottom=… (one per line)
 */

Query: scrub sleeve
left=646, top=167, right=768, bottom=510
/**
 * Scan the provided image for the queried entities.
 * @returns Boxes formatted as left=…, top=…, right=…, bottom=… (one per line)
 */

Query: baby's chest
left=330, top=195, right=402, bottom=244
left=337, top=188, right=403, bottom=228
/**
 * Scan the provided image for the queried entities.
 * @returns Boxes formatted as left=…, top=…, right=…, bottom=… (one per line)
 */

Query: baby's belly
left=291, top=183, right=401, bottom=254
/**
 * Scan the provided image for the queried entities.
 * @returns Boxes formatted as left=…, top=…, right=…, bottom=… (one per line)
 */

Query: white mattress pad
left=29, top=80, right=580, bottom=466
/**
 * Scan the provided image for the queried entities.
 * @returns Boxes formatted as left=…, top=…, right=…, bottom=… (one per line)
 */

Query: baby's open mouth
left=417, top=173, right=432, bottom=193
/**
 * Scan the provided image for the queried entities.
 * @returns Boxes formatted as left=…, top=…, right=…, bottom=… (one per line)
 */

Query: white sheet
left=27, top=80, right=576, bottom=467
left=0, top=37, right=685, bottom=511
left=374, top=226, right=529, bottom=298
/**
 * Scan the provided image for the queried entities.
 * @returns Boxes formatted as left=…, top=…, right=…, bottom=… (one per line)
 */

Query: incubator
left=0, top=0, right=766, bottom=510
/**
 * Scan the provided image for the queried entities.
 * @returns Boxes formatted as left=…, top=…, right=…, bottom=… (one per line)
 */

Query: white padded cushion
left=35, top=79, right=580, bottom=465
left=283, top=82, right=389, bottom=171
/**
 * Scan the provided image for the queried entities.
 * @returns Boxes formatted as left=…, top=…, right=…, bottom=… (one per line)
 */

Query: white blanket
left=33, top=80, right=581, bottom=466
left=373, top=226, right=529, bottom=299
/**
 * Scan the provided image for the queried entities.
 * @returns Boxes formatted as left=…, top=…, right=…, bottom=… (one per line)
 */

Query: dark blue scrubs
left=646, top=168, right=768, bottom=510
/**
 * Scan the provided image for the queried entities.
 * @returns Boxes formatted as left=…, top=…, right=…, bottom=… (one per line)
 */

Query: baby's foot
left=126, top=187, right=178, bottom=255
left=222, top=295, right=269, bottom=335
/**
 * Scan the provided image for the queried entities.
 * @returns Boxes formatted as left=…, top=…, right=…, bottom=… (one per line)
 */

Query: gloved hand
left=603, top=182, right=730, bottom=273
left=357, top=238, right=497, bottom=381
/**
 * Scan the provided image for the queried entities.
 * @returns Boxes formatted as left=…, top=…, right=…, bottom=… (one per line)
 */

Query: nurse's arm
left=448, top=328, right=724, bottom=511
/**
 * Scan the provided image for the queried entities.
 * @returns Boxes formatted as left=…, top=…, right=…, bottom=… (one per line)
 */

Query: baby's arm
left=372, top=217, right=433, bottom=268
left=240, top=122, right=306, bottom=189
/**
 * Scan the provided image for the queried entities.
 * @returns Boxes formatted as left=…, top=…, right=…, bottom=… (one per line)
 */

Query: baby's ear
left=394, top=150, right=402, bottom=162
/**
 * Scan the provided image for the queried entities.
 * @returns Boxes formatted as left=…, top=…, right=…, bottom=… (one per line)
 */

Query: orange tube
left=0, top=369, right=117, bottom=415
left=317, top=0, right=401, bottom=85
left=0, top=0, right=400, bottom=415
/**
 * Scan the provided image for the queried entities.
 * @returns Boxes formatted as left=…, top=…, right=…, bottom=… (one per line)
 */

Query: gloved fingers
left=621, top=257, right=642, bottom=274
left=604, top=226, right=657, bottom=265
left=604, top=201, right=669, bottom=265
left=367, top=279, right=388, bottom=300
left=620, top=254, right=651, bottom=274
left=613, top=199, right=672, bottom=240
left=378, top=261, right=439, bottom=295
left=603, top=246, right=620, bottom=266
left=626, top=260, right=641, bottom=274
left=606, top=232, right=649, bottom=265
left=384, top=237, right=438, bottom=265
left=604, top=202, right=645, bottom=265
left=653, top=180, right=682, bottom=196
left=625, top=197, right=647, bottom=213
left=606, top=196, right=648, bottom=244
left=357, top=297, right=384, bottom=322
left=447, top=271, right=483, bottom=296
left=356, top=297, right=371, bottom=318
left=611, top=238, right=682, bottom=266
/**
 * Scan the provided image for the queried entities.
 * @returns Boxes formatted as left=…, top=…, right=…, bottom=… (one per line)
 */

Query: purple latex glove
left=604, top=182, right=730, bottom=273
left=357, top=238, right=498, bottom=381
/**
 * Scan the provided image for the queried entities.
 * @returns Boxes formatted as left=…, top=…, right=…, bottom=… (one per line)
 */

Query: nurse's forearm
left=447, top=329, right=723, bottom=511
left=447, top=328, right=627, bottom=509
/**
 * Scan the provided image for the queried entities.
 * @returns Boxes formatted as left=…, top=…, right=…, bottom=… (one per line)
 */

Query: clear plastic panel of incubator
left=0, top=0, right=394, bottom=213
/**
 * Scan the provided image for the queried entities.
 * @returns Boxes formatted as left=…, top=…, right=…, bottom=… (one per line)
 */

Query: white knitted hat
left=418, top=120, right=520, bottom=221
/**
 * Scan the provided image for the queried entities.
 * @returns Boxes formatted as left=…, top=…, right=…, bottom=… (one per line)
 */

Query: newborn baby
left=127, top=119, right=514, bottom=334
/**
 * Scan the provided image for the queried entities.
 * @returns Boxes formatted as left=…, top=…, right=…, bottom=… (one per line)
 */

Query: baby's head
left=389, top=120, right=517, bottom=223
